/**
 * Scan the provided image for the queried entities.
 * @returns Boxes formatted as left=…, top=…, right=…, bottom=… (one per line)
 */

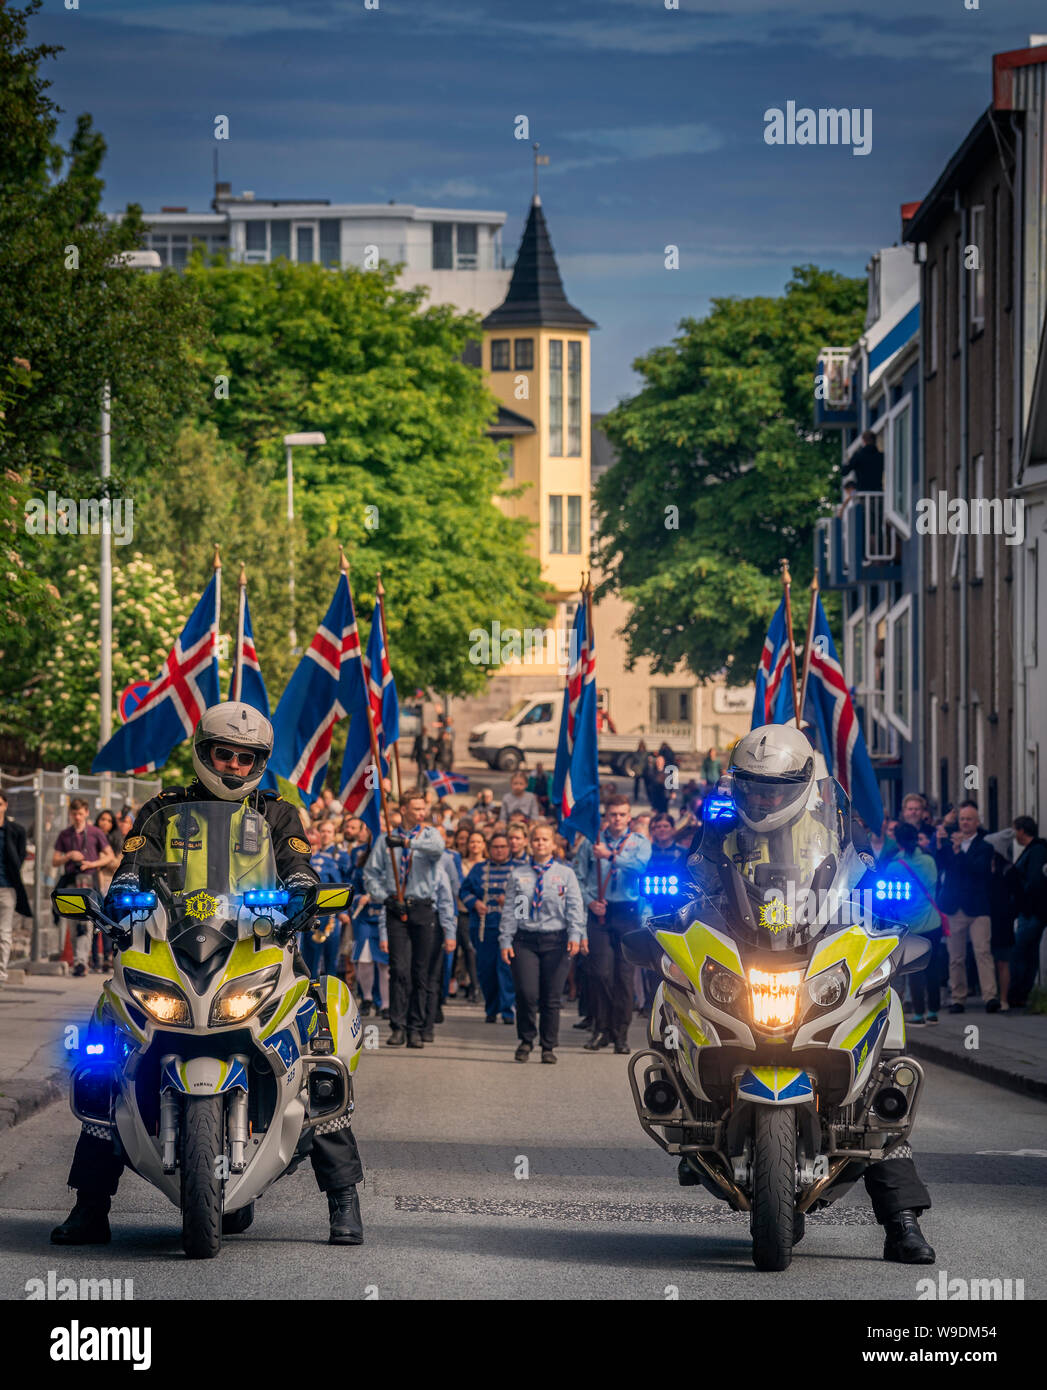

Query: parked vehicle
left=467, top=690, right=693, bottom=774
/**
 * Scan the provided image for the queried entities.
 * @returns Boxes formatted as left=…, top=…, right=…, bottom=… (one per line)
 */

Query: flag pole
left=583, top=571, right=607, bottom=904
left=212, top=544, right=222, bottom=699
left=779, top=558, right=801, bottom=728
left=232, top=561, right=247, bottom=704
left=343, top=551, right=402, bottom=904
left=797, top=573, right=819, bottom=734
left=375, top=571, right=404, bottom=801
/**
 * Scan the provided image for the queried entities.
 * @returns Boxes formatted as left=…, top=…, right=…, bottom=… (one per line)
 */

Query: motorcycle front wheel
left=749, top=1107, right=796, bottom=1271
left=180, top=1095, right=225, bottom=1259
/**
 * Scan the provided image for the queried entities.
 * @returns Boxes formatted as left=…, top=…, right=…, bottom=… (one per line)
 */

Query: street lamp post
left=98, top=248, right=161, bottom=765
left=282, top=432, right=326, bottom=653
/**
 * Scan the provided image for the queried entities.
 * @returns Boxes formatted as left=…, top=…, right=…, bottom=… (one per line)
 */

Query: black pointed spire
left=483, top=196, right=596, bottom=331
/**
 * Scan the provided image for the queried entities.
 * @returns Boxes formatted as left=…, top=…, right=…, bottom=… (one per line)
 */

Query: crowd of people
left=296, top=769, right=711, bottom=1061
left=872, top=793, right=1047, bottom=1020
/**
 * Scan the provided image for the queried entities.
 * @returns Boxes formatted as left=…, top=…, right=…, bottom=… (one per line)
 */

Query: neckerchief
left=399, top=824, right=422, bottom=889
left=530, top=856, right=555, bottom=918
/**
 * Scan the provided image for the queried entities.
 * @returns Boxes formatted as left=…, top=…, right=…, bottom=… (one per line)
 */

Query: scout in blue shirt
left=572, top=795, right=652, bottom=1054
left=500, top=822, right=585, bottom=1063
left=460, top=831, right=516, bottom=1024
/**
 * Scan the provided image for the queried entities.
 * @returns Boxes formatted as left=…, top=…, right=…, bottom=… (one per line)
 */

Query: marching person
left=500, top=822, right=585, bottom=1063
left=51, top=702, right=367, bottom=1247
left=461, top=831, right=516, bottom=1024
left=574, top=795, right=652, bottom=1054
left=304, top=819, right=350, bottom=980
left=501, top=770, right=541, bottom=823
left=0, top=790, right=31, bottom=987
left=505, top=821, right=529, bottom=868
left=348, top=830, right=389, bottom=1017
left=363, top=791, right=448, bottom=1049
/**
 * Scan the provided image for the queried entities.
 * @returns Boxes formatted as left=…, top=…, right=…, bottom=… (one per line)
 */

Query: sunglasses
left=212, top=746, right=256, bottom=767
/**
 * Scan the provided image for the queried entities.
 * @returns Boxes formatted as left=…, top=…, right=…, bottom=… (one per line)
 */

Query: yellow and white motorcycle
left=626, top=782, right=930, bottom=1271
left=53, top=801, right=361, bottom=1258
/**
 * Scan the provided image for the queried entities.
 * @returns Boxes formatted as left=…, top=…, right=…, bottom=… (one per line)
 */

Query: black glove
left=386, top=834, right=408, bottom=850
left=384, top=894, right=408, bottom=921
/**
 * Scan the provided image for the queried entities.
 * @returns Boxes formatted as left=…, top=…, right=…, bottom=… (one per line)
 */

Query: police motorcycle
left=53, top=800, right=362, bottom=1259
left=625, top=728, right=931, bottom=1271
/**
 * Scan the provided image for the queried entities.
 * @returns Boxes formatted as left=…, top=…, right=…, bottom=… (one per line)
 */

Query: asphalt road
left=1, top=1001, right=1043, bottom=1301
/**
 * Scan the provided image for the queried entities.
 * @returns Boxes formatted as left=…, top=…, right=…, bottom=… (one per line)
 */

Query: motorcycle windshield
left=121, top=802, right=278, bottom=954
left=693, top=777, right=856, bottom=950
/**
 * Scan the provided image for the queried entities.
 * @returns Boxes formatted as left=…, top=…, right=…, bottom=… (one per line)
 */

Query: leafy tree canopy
left=594, top=264, right=865, bottom=683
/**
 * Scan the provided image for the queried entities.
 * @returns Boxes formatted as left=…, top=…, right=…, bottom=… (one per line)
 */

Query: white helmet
left=729, top=723, right=815, bottom=832
left=192, top=702, right=274, bottom=800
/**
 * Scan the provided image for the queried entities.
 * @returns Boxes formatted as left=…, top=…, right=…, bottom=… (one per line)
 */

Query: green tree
left=15, top=554, right=194, bottom=776
left=594, top=265, right=865, bottom=682
left=0, top=1, right=205, bottom=487
left=185, top=257, right=551, bottom=695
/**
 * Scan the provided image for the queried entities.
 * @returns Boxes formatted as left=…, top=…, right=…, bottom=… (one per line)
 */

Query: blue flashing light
left=874, top=878, right=912, bottom=902
left=113, top=891, right=157, bottom=910
left=244, top=889, right=290, bottom=908
left=643, top=875, right=680, bottom=897
left=85, top=1043, right=104, bottom=1055
left=704, top=797, right=738, bottom=823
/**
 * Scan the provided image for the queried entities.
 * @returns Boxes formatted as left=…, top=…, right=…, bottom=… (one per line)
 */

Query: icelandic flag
left=91, top=574, right=219, bottom=774
left=338, top=594, right=381, bottom=836
left=751, top=597, right=794, bottom=729
left=552, top=597, right=599, bottom=843
left=801, top=596, right=884, bottom=834
left=266, top=573, right=360, bottom=802
left=426, top=769, right=470, bottom=799
left=228, top=586, right=270, bottom=718
left=362, top=599, right=399, bottom=773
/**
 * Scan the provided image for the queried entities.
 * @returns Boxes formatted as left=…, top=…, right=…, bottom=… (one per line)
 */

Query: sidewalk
left=0, top=973, right=99, bottom=1132
left=905, top=1005, right=1047, bottom=1101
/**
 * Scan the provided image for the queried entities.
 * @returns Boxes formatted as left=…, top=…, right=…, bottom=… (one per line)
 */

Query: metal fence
left=0, top=769, right=161, bottom=962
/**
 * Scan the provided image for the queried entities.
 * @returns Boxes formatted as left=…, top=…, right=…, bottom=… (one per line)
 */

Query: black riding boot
left=883, top=1209, right=935, bottom=1264
left=327, top=1185, right=364, bottom=1245
left=51, top=1195, right=112, bottom=1245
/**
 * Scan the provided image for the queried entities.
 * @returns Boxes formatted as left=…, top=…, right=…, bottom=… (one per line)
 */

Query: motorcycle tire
left=180, top=1095, right=225, bottom=1260
left=222, top=1202, right=254, bottom=1235
left=749, top=1107, right=797, bottom=1272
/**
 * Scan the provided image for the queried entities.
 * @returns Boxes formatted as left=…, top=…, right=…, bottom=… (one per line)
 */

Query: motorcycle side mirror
left=892, top=933, right=932, bottom=977
left=621, top=927, right=664, bottom=970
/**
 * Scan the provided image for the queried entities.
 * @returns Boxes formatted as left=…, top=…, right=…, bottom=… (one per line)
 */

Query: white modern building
left=121, top=181, right=511, bottom=316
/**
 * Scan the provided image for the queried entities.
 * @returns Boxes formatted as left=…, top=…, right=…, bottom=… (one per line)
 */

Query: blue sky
left=34, top=0, right=1047, bottom=410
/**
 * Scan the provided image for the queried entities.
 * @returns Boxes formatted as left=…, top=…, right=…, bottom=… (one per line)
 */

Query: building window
left=549, top=495, right=563, bottom=553
left=653, top=688, right=691, bottom=726
left=927, top=262, right=938, bottom=374
left=549, top=340, right=563, bottom=456
left=170, top=244, right=188, bottom=268
left=491, top=339, right=510, bottom=371
left=567, top=341, right=582, bottom=455
left=456, top=222, right=477, bottom=269
left=295, top=225, right=315, bottom=263
left=566, top=495, right=582, bottom=553
left=319, top=219, right=340, bottom=268
left=955, top=232, right=962, bottom=352
left=885, top=394, right=913, bottom=537
left=514, top=338, right=534, bottom=370
left=270, top=220, right=290, bottom=260
left=928, top=476, right=939, bottom=587
left=969, top=205, right=985, bottom=331
left=973, top=454, right=985, bottom=580
left=432, top=223, right=453, bottom=270
left=845, top=604, right=866, bottom=693
left=245, top=221, right=266, bottom=254
left=886, top=593, right=912, bottom=740
left=498, top=439, right=514, bottom=481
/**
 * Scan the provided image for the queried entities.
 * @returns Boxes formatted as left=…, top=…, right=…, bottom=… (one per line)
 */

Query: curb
left=907, top=1037, right=1047, bottom=1102
left=0, top=1070, right=67, bottom=1133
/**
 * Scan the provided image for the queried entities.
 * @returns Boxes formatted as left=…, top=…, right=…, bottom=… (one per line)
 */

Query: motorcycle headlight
left=748, top=967, right=804, bottom=1030
left=209, top=966, right=281, bottom=1026
left=700, top=959, right=745, bottom=1010
left=124, top=969, right=192, bottom=1027
left=805, top=963, right=850, bottom=1011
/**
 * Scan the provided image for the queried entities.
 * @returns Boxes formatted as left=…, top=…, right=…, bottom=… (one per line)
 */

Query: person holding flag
left=573, top=795, right=651, bottom=1054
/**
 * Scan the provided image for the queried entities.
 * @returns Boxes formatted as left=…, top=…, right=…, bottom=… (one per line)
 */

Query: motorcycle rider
left=673, top=724, right=935, bottom=1265
left=51, top=702, right=366, bottom=1248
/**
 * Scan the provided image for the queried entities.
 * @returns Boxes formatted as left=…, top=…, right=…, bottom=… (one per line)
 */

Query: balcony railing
left=816, top=493, right=899, bottom=589
left=845, top=492, right=897, bottom=568
left=818, top=346, right=853, bottom=411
